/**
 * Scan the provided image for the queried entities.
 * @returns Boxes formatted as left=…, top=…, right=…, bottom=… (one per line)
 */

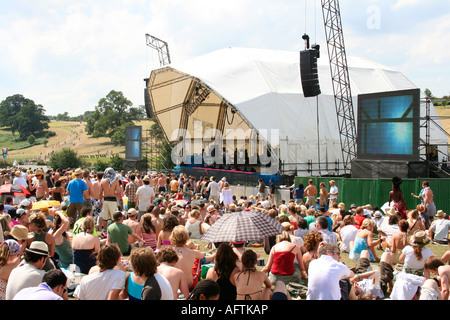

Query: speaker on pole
left=300, top=49, right=321, bottom=98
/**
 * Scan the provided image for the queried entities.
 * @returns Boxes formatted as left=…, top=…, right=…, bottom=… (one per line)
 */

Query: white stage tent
left=145, top=47, right=447, bottom=176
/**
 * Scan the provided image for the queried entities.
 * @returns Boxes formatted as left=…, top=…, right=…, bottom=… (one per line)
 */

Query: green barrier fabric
left=294, top=176, right=449, bottom=213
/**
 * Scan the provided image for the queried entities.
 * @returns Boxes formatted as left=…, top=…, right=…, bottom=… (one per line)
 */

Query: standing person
left=34, top=169, right=50, bottom=201
left=13, top=269, right=69, bottom=300
left=328, top=180, right=338, bottom=206
left=304, top=179, right=318, bottom=208
left=256, top=178, right=266, bottom=201
left=293, top=183, right=304, bottom=205
left=135, top=176, right=155, bottom=220
left=82, top=169, right=94, bottom=207
left=124, top=174, right=139, bottom=210
left=389, top=176, right=407, bottom=220
left=74, top=243, right=126, bottom=300
left=12, top=170, right=27, bottom=205
left=107, top=211, right=143, bottom=256
left=412, top=181, right=436, bottom=226
left=91, top=172, right=103, bottom=230
left=5, top=241, right=49, bottom=300
left=66, top=168, right=89, bottom=227
left=319, top=182, right=328, bottom=209
left=99, top=167, right=121, bottom=232
left=157, top=173, right=167, bottom=194
left=268, top=179, right=276, bottom=205
left=206, top=176, right=220, bottom=204
left=306, top=243, right=354, bottom=300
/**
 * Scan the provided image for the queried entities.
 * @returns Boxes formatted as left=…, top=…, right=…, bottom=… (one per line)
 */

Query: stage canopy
left=145, top=47, right=447, bottom=176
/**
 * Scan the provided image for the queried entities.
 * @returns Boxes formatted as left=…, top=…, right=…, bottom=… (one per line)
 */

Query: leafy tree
left=0, top=94, right=50, bottom=139
left=27, top=134, right=36, bottom=145
left=85, top=90, right=144, bottom=140
left=48, top=148, right=83, bottom=169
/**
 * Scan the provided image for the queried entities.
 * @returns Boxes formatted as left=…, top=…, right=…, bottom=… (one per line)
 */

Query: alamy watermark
left=366, top=5, right=381, bottom=30
left=170, top=121, right=280, bottom=175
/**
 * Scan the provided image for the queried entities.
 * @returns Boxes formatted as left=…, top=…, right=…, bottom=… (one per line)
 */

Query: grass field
left=2, top=119, right=152, bottom=163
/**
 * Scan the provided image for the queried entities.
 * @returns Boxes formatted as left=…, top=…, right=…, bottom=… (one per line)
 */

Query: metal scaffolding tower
left=321, top=0, right=357, bottom=175
left=143, top=34, right=172, bottom=172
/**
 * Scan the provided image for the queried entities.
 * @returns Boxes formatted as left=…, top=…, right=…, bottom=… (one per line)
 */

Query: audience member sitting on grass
left=235, top=250, right=272, bottom=300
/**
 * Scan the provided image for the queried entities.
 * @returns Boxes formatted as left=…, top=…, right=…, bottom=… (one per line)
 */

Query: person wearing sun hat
left=5, top=241, right=49, bottom=300
left=398, top=230, right=434, bottom=277
left=427, top=210, right=450, bottom=244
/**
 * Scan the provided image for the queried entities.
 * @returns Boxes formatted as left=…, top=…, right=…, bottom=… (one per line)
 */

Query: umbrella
left=201, top=209, right=283, bottom=243
left=192, top=199, right=209, bottom=206
left=0, top=184, right=30, bottom=196
left=32, top=200, right=61, bottom=210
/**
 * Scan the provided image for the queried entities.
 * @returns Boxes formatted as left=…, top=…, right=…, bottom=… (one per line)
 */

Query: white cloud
left=391, top=0, right=421, bottom=11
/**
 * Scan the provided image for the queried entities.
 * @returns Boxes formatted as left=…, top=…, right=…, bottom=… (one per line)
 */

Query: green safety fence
left=294, top=176, right=450, bottom=213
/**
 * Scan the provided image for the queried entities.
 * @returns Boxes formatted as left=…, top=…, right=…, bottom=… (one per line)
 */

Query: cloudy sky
left=0, top=0, right=449, bottom=116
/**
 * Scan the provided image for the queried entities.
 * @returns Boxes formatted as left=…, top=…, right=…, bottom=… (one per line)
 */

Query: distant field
left=2, top=119, right=152, bottom=163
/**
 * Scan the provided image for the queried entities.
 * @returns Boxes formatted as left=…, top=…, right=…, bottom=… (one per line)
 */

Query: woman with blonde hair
left=262, top=230, right=307, bottom=285
left=407, top=209, right=426, bottom=236
left=349, top=218, right=385, bottom=262
left=72, top=216, right=101, bottom=274
left=185, top=209, right=203, bottom=239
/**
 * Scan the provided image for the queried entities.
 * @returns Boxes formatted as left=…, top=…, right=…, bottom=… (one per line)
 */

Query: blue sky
left=0, top=0, right=449, bottom=116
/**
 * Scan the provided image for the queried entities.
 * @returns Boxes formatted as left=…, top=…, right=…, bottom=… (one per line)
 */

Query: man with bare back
left=82, top=169, right=94, bottom=207
left=156, top=247, right=190, bottom=300
left=99, top=168, right=121, bottom=232
left=169, top=226, right=215, bottom=291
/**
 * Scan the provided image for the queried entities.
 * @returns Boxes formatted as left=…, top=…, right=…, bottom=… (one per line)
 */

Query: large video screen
left=357, top=89, right=420, bottom=161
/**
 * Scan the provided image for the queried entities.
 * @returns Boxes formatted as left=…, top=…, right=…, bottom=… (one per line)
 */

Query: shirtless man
left=424, top=255, right=450, bottom=300
left=123, top=208, right=142, bottom=243
left=235, top=250, right=272, bottom=300
left=156, top=247, right=190, bottom=299
left=170, top=226, right=215, bottom=290
left=304, top=179, right=318, bottom=208
left=99, top=168, right=120, bottom=232
left=157, top=173, right=167, bottom=194
left=82, top=169, right=94, bottom=207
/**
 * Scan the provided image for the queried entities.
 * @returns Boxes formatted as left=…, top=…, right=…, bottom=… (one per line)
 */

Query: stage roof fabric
left=146, top=47, right=447, bottom=175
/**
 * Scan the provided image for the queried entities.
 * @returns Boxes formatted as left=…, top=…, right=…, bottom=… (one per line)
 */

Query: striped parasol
left=201, top=209, right=283, bottom=243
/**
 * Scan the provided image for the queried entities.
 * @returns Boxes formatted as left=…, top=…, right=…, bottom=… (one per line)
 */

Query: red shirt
left=354, top=215, right=366, bottom=229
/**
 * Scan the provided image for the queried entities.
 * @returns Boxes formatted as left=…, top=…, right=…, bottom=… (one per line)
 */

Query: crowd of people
left=0, top=168, right=449, bottom=301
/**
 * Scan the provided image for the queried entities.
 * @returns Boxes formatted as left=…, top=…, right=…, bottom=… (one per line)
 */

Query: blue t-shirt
left=294, top=188, right=304, bottom=199
left=67, top=178, right=87, bottom=204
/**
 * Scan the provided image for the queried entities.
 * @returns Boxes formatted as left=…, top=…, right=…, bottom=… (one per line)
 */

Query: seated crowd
left=0, top=167, right=449, bottom=300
